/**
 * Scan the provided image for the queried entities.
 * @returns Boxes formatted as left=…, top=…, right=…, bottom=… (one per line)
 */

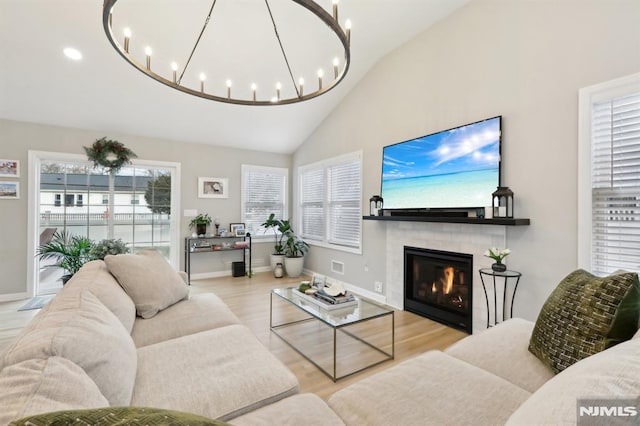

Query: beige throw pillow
left=105, top=250, right=189, bottom=319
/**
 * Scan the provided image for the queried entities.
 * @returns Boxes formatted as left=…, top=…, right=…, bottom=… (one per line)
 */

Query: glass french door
left=33, top=154, right=179, bottom=295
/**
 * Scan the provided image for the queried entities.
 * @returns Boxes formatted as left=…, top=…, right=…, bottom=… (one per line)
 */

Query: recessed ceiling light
left=63, top=47, right=82, bottom=61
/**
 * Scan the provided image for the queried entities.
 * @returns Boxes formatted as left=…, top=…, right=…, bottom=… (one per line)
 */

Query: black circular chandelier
left=102, top=0, right=352, bottom=106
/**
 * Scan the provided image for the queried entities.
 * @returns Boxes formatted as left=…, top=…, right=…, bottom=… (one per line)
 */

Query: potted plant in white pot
left=283, top=231, right=309, bottom=278
left=189, top=213, right=212, bottom=236
left=261, top=213, right=291, bottom=273
left=36, top=230, right=95, bottom=284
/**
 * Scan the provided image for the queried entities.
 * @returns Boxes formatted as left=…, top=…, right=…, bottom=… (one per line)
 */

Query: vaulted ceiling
left=0, top=0, right=470, bottom=153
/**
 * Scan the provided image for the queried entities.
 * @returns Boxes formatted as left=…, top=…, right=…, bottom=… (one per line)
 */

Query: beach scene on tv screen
left=382, top=117, right=500, bottom=209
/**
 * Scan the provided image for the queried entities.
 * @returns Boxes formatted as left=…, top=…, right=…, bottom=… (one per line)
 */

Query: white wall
left=0, top=119, right=291, bottom=298
left=293, top=0, right=640, bottom=322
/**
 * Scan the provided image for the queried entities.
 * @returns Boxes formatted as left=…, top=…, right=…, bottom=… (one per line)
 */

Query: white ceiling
left=0, top=0, right=470, bottom=154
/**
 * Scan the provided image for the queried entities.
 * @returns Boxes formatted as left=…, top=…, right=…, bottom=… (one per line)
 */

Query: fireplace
left=404, top=246, right=473, bottom=333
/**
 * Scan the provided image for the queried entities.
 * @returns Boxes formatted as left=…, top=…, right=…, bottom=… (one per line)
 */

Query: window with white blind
left=578, top=73, right=640, bottom=275
left=298, top=151, right=362, bottom=252
left=241, top=165, right=288, bottom=237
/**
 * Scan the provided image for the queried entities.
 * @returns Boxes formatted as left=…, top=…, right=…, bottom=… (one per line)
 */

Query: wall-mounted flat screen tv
left=381, top=116, right=501, bottom=210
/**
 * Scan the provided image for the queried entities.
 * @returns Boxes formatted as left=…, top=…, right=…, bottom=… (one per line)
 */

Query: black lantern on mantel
left=369, top=195, right=383, bottom=216
left=492, top=187, right=514, bottom=218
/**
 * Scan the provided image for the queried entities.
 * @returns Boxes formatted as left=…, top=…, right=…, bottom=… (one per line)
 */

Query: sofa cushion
left=132, top=324, right=299, bottom=421
left=528, top=269, right=640, bottom=373
left=11, top=407, right=230, bottom=426
left=231, top=394, right=345, bottom=426
left=131, top=293, right=241, bottom=347
left=507, top=337, right=640, bottom=425
left=0, top=288, right=137, bottom=406
left=328, top=351, right=531, bottom=426
left=63, top=259, right=136, bottom=333
left=446, top=318, right=554, bottom=393
left=105, top=249, right=189, bottom=319
left=0, top=357, right=108, bottom=426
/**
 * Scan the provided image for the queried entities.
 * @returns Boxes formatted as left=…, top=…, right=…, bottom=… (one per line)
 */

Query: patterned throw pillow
left=10, top=406, right=230, bottom=426
left=528, top=269, right=640, bottom=374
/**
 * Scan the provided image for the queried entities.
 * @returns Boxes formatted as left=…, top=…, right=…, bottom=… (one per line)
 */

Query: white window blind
left=297, top=151, right=362, bottom=251
left=300, top=167, right=324, bottom=241
left=591, top=92, right=640, bottom=274
left=328, top=159, right=361, bottom=247
left=241, top=165, right=287, bottom=236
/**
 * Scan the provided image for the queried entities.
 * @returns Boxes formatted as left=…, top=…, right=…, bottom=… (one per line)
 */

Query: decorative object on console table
left=188, top=213, right=212, bottom=236
left=230, top=223, right=245, bottom=237
left=369, top=195, right=383, bottom=216
left=198, top=177, right=228, bottom=199
left=484, top=247, right=510, bottom=272
left=492, top=186, right=514, bottom=218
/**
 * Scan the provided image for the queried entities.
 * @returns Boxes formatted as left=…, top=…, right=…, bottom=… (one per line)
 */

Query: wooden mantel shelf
left=362, top=215, right=530, bottom=226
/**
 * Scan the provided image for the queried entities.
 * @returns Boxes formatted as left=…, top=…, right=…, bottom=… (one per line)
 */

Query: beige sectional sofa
left=2, top=258, right=639, bottom=425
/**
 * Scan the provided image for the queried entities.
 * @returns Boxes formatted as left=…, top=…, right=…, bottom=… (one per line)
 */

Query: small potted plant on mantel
left=189, top=213, right=212, bottom=237
left=261, top=213, right=291, bottom=273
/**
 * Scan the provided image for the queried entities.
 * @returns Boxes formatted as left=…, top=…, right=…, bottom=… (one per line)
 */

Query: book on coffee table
left=294, top=289, right=358, bottom=310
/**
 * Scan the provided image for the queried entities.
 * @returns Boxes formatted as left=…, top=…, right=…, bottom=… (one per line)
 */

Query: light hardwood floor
left=0, top=272, right=467, bottom=401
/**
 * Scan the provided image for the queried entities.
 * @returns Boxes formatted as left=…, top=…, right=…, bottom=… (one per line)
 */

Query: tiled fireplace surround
left=384, top=221, right=506, bottom=334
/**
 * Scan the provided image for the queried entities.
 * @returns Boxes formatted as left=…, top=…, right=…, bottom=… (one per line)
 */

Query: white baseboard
left=0, top=292, right=29, bottom=302
left=304, top=269, right=388, bottom=306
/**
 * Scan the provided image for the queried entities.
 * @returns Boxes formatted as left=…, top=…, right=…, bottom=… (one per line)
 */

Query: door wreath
left=84, top=137, right=137, bottom=174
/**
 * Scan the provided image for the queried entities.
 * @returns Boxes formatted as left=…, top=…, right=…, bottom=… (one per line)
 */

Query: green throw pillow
left=10, top=406, right=230, bottom=426
left=529, top=269, right=640, bottom=374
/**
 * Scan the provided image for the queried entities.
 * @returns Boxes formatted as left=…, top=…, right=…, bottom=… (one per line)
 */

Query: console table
left=478, top=268, right=522, bottom=328
left=184, top=234, right=251, bottom=284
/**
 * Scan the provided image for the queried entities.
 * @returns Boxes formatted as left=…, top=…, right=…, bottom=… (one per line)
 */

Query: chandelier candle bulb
left=226, top=79, right=232, bottom=98
left=276, top=82, right=281, bottom=101
left=345, top=19, right=352, bottom=44
left=123, top=28, right=131, bottom=53
left=332, top=0, right=339, bottom=21
left=199, top=73, right=206, bottom=93
left=171, top=62, right=178, bottom=83
left=299, top=77, right=304, bottom=97
left=333, top=57, right=339, bottom=79
left=318, top=69, right=324, bottom=90
left=251, top=83, right=257, bottom=101
left=144, top=46, right=152, bottom=69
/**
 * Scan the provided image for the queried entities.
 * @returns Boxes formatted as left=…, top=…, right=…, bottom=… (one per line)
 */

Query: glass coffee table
left=270, top=287, right=394, bottom=381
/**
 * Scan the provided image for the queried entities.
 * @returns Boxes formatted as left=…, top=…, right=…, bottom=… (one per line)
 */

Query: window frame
left=297, top=151, right=363, bottom=254
left=27, top=150, right=181, bottom=297
left=240, top=164, right=288, bottom=241
left=578, top=72, right=640, bottom=272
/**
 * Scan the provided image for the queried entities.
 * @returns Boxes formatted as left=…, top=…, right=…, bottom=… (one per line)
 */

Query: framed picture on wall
left=0, top=181, right=19, bottom=199
left=198, top=177, right=228, bottom=199
left=230, top=223, right=245, bottom=237
left=0, top=160, right=19, bottom=177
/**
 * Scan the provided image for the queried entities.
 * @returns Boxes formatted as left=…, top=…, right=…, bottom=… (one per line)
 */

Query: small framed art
left=230, top=223, right=245, bottom=237
left=0, top=181, right=19, bottom=199
left=0, top=160, right=19, bottom=177
left=198, top=177, right=229, bottom=199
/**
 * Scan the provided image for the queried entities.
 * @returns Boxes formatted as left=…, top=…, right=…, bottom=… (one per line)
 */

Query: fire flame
left=442, top=266, right=454, bottom=295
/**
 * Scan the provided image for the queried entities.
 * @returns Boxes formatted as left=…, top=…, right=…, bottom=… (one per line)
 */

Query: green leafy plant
left=284, top=231, right=309, bottom=258
left=36, top=231, right=94, bottom=283
left=90, top=238, right=130, bottom=260
left=484, top=247, right=511, bottom=264
left=189, top=213, right=212, bottom=229
left=261, top=213, right=290, bottom=255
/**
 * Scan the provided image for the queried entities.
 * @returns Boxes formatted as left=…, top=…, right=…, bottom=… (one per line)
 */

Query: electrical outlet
left=374, top=281, right=383, bottom=293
